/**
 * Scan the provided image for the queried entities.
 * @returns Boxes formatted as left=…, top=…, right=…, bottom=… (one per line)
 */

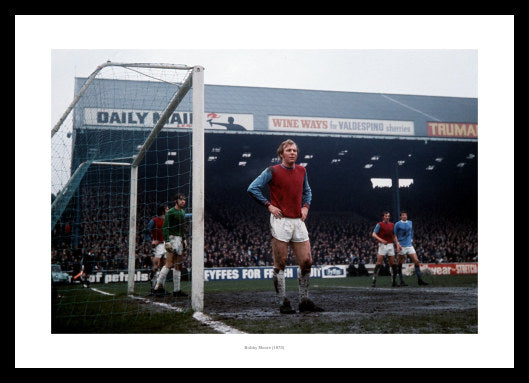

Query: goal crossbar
left=51, top=62, right=194, bottom=138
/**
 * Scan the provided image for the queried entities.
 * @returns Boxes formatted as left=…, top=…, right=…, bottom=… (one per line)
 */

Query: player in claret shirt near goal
left=248, top=139, right=324, bottom=314
left=371, top=211, right=399, bottom=287
left=145, top=204, right=169, bottom=295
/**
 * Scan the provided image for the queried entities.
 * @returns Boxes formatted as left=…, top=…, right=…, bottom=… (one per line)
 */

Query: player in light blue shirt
left=394, top=218, right=413, bottom=247
left=394, top=211, right=428, bottom=286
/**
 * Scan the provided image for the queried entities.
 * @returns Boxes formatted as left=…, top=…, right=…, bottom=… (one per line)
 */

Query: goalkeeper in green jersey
left=153, top=193, right=189, bottom=297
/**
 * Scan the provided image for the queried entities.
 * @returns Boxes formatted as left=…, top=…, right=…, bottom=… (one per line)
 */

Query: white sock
left=273, top=268, right=286, bottom=304
left=298, top=267, right=310, bottom=300
left=151, top=270, right=160, bottom=288
left=155, top=266, right=169, bottom=290
left=173, top=269, right=181, bottom=292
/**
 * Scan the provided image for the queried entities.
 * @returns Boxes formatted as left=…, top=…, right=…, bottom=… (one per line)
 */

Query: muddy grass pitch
left=202, top=277, right=478, bottom=334
left=51, top=275, right=477, bottom=334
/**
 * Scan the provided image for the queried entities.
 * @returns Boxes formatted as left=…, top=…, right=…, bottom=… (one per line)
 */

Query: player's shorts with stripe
left=153, top=243, right=166, bottom=259
left=377, top=243, right=395, bottom=256
left=168, top=235, right=184, bottom=256
left=398, top=246, right=416, bottom=255
left=270, top=214, right=309, bottom=243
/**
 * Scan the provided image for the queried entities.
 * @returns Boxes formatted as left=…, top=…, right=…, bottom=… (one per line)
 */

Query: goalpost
left=51, top=62, right=205, bottom=315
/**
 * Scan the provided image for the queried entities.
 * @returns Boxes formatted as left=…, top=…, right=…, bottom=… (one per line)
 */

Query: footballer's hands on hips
left=301, top=206, right=309, bottom=222
left=268, top=204, right=283, bottom=219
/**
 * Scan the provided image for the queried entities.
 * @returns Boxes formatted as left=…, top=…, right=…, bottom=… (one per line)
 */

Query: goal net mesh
left=51, top=63, right=199, bottom=332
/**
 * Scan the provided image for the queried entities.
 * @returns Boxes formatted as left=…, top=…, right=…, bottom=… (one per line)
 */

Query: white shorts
left=377, top=243, right=395, bottom=257
left=168, top=235, right=184, bottom=256
left=153, top=243, right=166, bottom=259
left=270, top=215, right=309, bottom=243
left=398, top=246, right=416, bottom=256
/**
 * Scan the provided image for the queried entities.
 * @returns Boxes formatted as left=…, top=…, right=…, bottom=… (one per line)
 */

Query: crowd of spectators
left=51, top=184, right=478, bottom=274
left=203, top=198, right=478, bottom=269
left=51, top=187, right=154, bottom=273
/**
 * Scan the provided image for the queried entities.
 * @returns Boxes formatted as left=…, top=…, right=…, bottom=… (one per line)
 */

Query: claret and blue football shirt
left=247, top=164, right=312, bottom=219
left=374, top=221, right=395, bottom=243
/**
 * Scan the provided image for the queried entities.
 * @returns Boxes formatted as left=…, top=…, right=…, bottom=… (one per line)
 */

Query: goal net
left=51, top=62, right=205, bottom=332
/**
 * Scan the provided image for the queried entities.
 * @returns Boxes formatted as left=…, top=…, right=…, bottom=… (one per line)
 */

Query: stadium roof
left=75, top=78, right=478, bottom=140
left=205, top=84, right=478, bottom=133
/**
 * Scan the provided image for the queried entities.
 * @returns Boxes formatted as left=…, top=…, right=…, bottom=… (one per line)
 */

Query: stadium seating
left=51, top=134, right=477, bottom=273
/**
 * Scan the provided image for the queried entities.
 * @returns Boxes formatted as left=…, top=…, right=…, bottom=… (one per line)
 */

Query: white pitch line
left=333, top=286, right=400, bottom=292
left=331, top=285, right=478, bottom=295
left=90, top=287, right=115, bottom=296
left=130, top=295, right=184, bottom=312
left=129, top=295, right=246, bottom=334
left=192, top=312, right=247, bottom=334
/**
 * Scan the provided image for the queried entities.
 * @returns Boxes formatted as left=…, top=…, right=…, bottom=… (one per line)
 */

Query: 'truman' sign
left=427, top=122, right=478, bottom=138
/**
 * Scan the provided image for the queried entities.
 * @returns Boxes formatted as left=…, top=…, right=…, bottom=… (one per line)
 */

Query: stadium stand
left=51, top=134, right=477, bottom=274
left=52, top=79, right=478, bottom=275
